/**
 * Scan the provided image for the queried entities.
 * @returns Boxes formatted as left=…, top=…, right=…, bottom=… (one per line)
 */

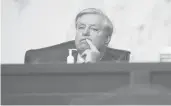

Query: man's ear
left=105, top=35, right=111, bottom=45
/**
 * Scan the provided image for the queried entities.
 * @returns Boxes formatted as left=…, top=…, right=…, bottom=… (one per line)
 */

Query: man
left=25, top=8, right=130, bottom=64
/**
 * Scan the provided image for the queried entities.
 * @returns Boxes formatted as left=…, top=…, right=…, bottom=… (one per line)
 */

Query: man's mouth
left=80, top=39, right=91, bottom=43
left=80, top=40, right=86, bottom=43
left=78, top=39, right=90, bottom=50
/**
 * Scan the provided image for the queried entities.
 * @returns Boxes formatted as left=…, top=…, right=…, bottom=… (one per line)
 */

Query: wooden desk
left=1, top=63, right=171, bottom=105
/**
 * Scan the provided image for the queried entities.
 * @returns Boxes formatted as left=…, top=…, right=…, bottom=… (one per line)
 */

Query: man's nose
left=82, top=27, right=90, bottom=36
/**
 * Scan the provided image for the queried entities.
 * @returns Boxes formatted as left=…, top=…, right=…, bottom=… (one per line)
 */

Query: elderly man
left=25, top=8, right=130, bottom=64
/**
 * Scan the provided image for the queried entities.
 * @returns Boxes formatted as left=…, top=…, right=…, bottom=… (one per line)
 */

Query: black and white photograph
left=1, top=0, right=171, bottom=105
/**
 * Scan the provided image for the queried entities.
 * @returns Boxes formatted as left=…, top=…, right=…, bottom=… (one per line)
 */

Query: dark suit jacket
left=24, top=40, right=130, bottom=64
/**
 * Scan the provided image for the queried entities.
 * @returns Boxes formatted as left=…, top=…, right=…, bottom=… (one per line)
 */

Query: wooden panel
left=1, top=63, right=171, bottom=105
left=2, top=73, right=129, bottom=94
left=151, top=71, right=171, bottom=88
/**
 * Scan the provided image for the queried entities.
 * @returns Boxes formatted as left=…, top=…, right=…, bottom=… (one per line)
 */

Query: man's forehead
left=77, top=14, right=105, bottom=26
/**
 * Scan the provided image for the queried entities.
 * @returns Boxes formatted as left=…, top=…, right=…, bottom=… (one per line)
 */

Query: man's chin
left=77, top=47, right=88, bottom=54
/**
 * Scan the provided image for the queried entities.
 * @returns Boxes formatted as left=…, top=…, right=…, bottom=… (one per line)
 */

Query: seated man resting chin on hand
left=24, top=8, right=131, bottom=64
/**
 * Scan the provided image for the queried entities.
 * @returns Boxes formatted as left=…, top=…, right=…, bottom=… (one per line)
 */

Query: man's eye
left=78, top=26, right=84, bottom=29
left=91, top=28, right=99, bottom=32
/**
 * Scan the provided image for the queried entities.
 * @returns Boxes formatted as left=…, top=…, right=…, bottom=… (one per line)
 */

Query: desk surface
left=2, top=63, right=171, bottom=76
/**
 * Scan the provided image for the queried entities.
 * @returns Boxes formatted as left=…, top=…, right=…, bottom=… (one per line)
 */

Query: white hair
left=75, top=8, right=113, bottom=36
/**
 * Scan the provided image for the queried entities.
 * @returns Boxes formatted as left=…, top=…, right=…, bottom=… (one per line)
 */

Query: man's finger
left=86, top=39, right=98, bottom=51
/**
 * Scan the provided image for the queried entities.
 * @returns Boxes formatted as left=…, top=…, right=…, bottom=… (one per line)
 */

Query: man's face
left=75, top=14, right=110, bottom=54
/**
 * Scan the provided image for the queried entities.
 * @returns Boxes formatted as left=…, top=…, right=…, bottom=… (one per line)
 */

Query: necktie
left=76, top=54, right=85, bottom=64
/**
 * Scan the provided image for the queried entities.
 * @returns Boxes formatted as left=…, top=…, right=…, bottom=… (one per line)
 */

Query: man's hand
left=81, top=39, right=101, bottom=63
